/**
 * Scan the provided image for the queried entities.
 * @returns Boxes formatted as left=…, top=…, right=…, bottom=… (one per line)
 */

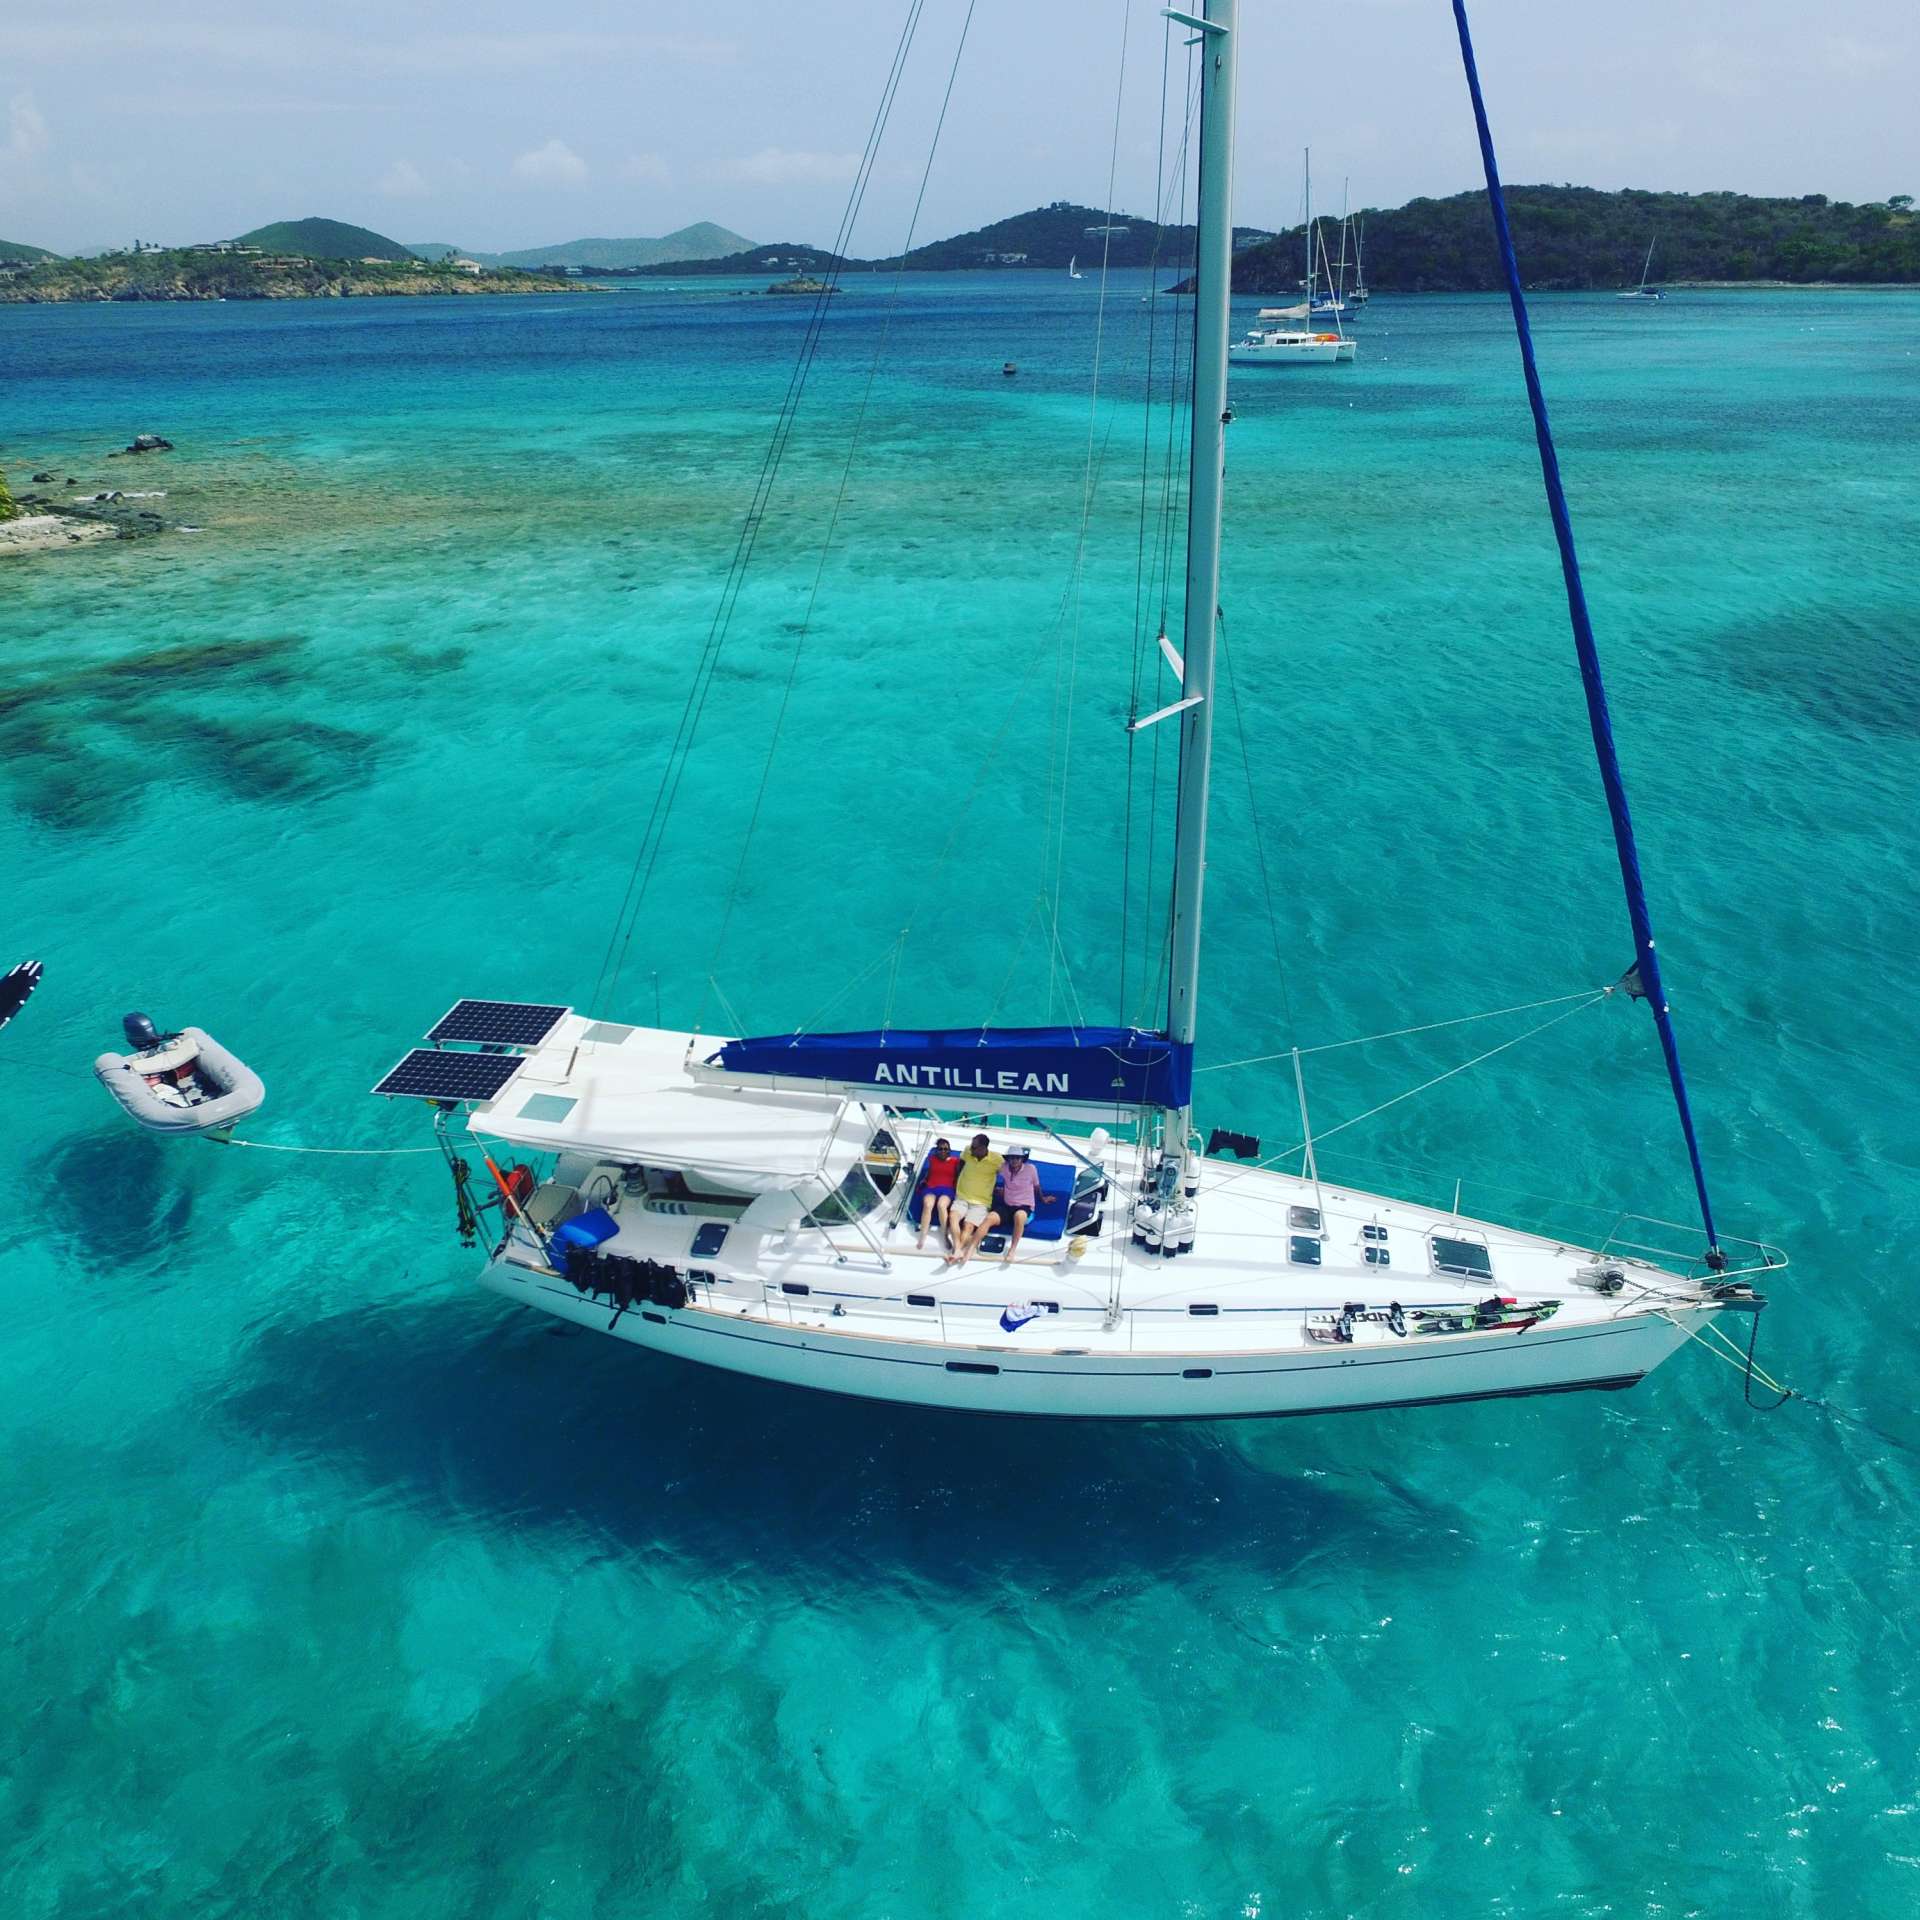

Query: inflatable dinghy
left=94, top=1012, right=265, bottom=1137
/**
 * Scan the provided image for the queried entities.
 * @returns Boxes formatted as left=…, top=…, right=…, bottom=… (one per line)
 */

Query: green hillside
left=1220, top=186, right=1920, bottom=293
left=879, top=201, right=1270, bottom=272
left=628, top=242, right=846, bottom=278
left=429, top=223, right=757, bottom=270
left=0, top=238, right=58, bottom=263
left=231, top=218, right=415, bottom=262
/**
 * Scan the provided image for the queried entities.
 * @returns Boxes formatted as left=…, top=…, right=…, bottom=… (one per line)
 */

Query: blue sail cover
left=710, top=1027, right=1193, bottom=1110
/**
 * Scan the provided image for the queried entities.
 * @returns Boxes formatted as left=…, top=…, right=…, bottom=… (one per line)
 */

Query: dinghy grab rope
left=1451, top=0, right=1722, bottom=1260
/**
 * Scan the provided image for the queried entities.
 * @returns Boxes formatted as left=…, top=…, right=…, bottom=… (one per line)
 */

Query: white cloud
left=6, top=91, right=49, bottom=165
left=513, top=138, right=589, bottom=186
left=377, top=158, right=428, bottom=198
left=727, top=147, right=861, bottom=187
left=620, top=152, right=671, bottom=185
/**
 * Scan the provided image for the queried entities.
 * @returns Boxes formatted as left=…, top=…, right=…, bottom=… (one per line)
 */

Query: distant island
left=618, top=202, right=1235, bottom=278
left=0, top=216, right=583, bottom=303
left=408, top=223, right=753, bottom=272
left=6, top=188, right=1916, bottom=303
left=624, top=190, right=1920, bottom=289
left=1209, top=186, right=1920, bottom=292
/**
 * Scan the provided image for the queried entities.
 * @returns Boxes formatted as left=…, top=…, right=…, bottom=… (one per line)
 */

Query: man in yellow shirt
left=944, top=1133, right=1004, bottom=1267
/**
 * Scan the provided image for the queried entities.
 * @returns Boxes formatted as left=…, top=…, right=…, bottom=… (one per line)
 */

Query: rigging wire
left=1120, top=12, right=1178, bottom=1025
left=587, top=0, right=932, bottom=1022
left=1133, top=47, right=1202, bottom=1027
left=1206, top=989, right=1612, bottom=1193
left=704, top=0, right=981, bottom=1012
left=1044, top=0, right=1137, bottom=1024
left=1450, top=0, right=1722, bottom=1258
left=1216, top=608, right=1300, bottom=1057
left=1199, top=984, right=1608, bottom=1073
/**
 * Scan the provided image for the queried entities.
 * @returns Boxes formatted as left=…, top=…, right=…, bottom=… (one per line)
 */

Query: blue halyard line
left=1449, top=0, right=1721, bottom=1255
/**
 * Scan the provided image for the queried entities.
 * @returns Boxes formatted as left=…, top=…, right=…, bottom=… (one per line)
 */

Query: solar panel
left=372, top=1048, right=529, bottom=1103
left=426, top=998, right=568, bottom=1049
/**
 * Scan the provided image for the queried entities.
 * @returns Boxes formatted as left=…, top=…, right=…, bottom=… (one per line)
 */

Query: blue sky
left=1, top=0, right=1915, bottom=253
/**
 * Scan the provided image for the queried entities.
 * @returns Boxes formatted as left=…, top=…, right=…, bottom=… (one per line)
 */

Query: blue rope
left=1449, top=0, right=1722, bottom=1259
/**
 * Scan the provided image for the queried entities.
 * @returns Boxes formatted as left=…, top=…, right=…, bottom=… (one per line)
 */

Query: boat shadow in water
left=43, top=1124, right=197, bottom=1272
left=217, top=1301, right=1471, bottom=1588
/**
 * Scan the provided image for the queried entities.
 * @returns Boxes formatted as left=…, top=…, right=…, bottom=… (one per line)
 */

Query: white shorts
left=954, top=1198, right=992, bottom=1227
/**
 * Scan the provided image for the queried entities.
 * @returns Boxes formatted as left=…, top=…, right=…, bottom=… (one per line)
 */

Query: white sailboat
left=1068, top=254, right=1085, bottom=280
left=1232, top=150, right=1354, bottom=365
left=1618, top=237, right=1665, bottom=301
left=376, top=0, right=1778, bottom=1421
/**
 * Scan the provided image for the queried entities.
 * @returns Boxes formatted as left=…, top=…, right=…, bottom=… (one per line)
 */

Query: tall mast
left=1164, top=0, right=1236, bottom=1079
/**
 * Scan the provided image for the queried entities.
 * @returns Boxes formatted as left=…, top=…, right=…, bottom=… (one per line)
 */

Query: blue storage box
left=547, top=1205, right=620, bottom=1274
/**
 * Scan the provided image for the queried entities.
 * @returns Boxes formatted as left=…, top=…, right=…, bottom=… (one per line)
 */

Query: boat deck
left=444, top=1016, right=1765, bottom=1366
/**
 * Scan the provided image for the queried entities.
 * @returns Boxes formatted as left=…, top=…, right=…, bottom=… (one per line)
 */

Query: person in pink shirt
left=992, top=1147, right=1056, bottom=1266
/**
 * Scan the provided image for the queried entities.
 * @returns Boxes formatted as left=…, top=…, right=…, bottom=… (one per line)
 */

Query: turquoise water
left=4, top=276, right=1918, bottom=1916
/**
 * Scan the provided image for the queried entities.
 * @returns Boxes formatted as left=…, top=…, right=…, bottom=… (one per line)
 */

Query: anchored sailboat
left=375, top=0, right=1779, bottom=1421
left=1233, top=148, right=1354, bottom=364
left=1618, top=236, right=1665, bottom=301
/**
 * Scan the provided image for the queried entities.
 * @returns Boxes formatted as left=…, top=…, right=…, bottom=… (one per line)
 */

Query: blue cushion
left=548, top=1205, right=620, bottom=1273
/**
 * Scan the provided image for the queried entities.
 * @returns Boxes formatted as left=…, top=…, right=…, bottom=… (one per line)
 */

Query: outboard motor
left=122, top=1011, right=163, bottom=1052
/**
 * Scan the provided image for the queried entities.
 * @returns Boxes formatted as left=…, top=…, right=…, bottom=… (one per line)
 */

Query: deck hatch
left=1432, top=1236, right=1494, bottom=1279
left=1289, top=1235, right=1323, bottom=1266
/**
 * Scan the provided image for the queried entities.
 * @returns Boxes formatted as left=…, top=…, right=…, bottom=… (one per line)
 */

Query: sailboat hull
left=479, top=1256, right=1703, bottom=1420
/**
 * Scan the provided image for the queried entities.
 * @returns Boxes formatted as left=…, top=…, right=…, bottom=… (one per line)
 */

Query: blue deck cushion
left=547, top=1205, right=620, bottom=1274
left=905, top=1156, right=1075, bottom=1244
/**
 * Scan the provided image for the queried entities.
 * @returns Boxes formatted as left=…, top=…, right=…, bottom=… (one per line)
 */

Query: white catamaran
left=375, top=0, right=1779, bottom=1420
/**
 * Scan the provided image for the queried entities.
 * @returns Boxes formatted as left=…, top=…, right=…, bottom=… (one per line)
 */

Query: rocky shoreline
left=3, top=435, right=185, bottom=555
left=0, top=276, right=594, bottom=305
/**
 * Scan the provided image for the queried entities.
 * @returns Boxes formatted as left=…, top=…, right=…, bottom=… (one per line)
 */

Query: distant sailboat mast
left=1302, top=146, right=1315, bottom=303
left=1335, top=177, right=1351, bottom=305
